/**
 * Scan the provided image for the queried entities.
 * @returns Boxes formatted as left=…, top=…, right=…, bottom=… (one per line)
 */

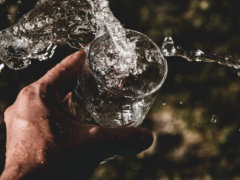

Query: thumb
left=39, top=50, right=86, bottom=90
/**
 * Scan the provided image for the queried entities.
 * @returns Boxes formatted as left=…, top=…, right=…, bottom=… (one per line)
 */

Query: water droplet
left=225, top=56, right=229, bottom=61
left=7, top=14, right=12, bottom=21
left=195, top=49, right=204, bottom=56
left=0, top=64, right=5, bottom=73
left=176, top=45, right=181, bottom=50
left=161, top=36, right=176, bottom=56
left=17, top=0, right=22, bottom=4
left=164, top=36, right=173, bottom=43
left=162, top=102, right=167, bottom=106
left=179, top=101, right=183, bottom=105
left=210, top=115, right=217, bottom=124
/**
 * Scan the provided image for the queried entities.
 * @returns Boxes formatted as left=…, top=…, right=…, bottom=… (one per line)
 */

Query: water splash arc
left=161, top=37, right=240, bottom=70
left=0, top=0, right=239, bottom=73
left=0, top=0, right=97, bottom=70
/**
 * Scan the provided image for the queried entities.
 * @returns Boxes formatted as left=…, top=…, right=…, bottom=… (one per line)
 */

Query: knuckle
left=4, top=105, right=14, bottom=124
left=19, top=82, right=51, bottom=101
left=4, top=106, right=13, bottom=117
left=16, top=81, right=53, bottom=106
left=20, top=85, right=38, bottom=99
left=35, top=80, right=54, bottom=95
left=35, top=81, right=48, bottom=93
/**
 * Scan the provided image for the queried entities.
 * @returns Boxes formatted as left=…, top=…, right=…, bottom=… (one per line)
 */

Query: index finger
left=39, top=50, right=86, bottom=89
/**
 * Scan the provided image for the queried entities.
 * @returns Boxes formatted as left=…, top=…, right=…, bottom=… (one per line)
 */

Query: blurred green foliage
left=0, top=0, right=240, bottom=179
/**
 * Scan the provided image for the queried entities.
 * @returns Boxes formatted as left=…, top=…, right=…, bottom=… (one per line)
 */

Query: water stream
left=161, top=37, right=240, bottom=71
left=0, top=0, right=239, bottom=74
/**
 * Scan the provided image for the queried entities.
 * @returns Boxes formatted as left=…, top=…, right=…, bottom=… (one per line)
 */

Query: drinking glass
left=70, top=29, right=168, bottom=128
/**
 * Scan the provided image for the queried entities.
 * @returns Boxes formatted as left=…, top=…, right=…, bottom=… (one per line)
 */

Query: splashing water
left=0, top=0, right=97, bottom=69
left=0, top=0, right=240, bottom=74
left=87, top=0, right=139, bottom=89
left=161, top=37, right=240, bottom=71
left=0, top=0, right=138, bottom=74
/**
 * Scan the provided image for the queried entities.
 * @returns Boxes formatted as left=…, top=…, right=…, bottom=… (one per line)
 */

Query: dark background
left=1, top=0, right=240, bottom=179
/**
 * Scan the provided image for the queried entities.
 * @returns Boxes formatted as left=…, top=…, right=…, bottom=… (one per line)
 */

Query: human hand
left=0, top=51, right=153, bottom=180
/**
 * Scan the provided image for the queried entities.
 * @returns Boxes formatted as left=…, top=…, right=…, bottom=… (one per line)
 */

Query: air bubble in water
left=210, top=115, right=217, bottom=124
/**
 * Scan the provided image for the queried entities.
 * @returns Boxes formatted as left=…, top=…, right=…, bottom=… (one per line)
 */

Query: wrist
left=1, top=153, right=46, bottom=180
left=1, top=161, right=50, bottom=180
left=1, top=164, right=24, bottom=180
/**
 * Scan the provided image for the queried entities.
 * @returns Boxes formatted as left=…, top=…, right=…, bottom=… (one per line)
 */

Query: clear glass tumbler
left=70, top=29, right=168, bottom=128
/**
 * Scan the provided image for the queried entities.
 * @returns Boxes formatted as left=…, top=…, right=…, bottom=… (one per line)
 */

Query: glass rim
left=86, top=29, right=168, bottom=98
